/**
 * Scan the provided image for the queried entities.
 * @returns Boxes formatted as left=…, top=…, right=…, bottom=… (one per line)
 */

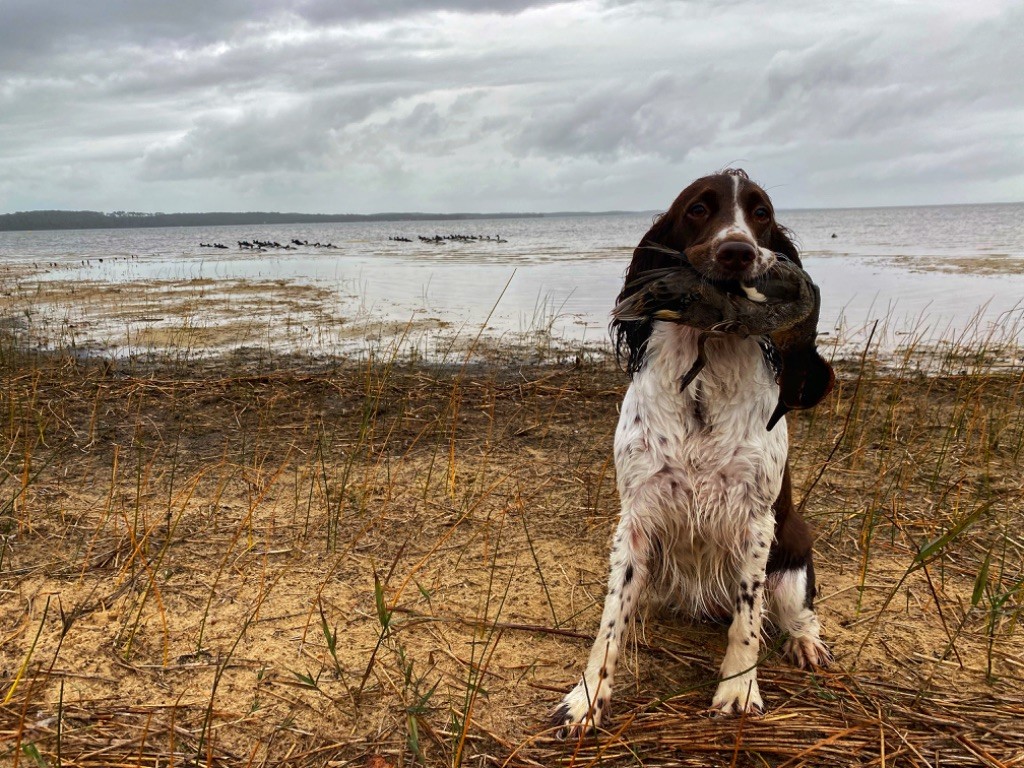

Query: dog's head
left=614, top=170, right=833, bottom=418
left=615, top=169, right=799, bottom=372
left=626, top=168, right=799, bottom=287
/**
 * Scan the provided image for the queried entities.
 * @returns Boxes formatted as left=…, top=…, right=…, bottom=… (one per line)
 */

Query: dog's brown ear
left=769, top=222, right=801, bottom=268
left=766, top=348, right=835, bottom=430
left=620, top=213, right=683, bottom=300
left=614, top=212, right=690, bottom=376
left=766, top=281, right=834, bottom=431
left=785, top=348, right=835, bottom=409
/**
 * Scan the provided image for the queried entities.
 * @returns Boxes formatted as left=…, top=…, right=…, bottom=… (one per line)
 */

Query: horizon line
left=1, top=199, right=1022, bottom=221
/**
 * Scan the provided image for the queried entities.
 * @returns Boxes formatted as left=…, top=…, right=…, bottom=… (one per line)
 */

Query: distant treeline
left=0, top=209, right=560, bottom=232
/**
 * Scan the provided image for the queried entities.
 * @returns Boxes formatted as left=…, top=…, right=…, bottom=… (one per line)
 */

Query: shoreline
left=3, top=261, right=1023, bottom=374
left=3, top=201, right=1021, bottom=233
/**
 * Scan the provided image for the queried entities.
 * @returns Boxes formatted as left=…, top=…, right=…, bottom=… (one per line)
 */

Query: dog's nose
left=716, top=241, right=756, bottom=272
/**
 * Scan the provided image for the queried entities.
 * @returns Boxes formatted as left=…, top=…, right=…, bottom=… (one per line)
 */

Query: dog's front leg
left=712, top=513, right=774, bottom=714
left=554, top=514, right=651, bottom=738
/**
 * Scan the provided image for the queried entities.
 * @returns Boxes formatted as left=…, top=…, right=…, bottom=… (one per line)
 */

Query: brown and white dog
left=555, top=169, right=833, bottom=737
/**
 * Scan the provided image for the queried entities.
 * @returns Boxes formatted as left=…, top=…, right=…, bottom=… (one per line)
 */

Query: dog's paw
left=552, top=680, right=609, bottom=739
left=711, top=674, right=763, bottom=715
left=783, top=633, right=832, bottom=669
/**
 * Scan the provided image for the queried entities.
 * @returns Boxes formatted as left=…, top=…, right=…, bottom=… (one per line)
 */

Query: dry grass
left=1, top=329, right=1023, bottom=767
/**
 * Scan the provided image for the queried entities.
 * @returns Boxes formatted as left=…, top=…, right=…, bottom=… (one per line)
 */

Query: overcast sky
left=2, top=0, right=1021, bottom=214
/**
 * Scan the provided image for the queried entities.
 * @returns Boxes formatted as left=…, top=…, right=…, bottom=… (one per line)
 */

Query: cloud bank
left=1, top=0, right=1021, bottom=213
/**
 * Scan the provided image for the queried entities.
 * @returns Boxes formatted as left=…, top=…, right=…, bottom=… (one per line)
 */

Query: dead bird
left=612, top=246, right=833, bottom=429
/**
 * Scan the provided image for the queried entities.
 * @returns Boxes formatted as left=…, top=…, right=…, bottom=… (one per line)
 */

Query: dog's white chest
left=613, top=323, right=787, bottom=613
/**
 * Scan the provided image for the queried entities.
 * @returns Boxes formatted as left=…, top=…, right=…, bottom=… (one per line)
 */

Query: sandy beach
left=1, top=332, right=1022, bottom=767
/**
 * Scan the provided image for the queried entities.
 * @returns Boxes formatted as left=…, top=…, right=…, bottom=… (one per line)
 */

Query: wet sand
left=3, top=249, right=1024, bottom=370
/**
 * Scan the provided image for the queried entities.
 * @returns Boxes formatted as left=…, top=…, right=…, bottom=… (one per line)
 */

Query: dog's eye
left=688, top=203, right=708, bottom=217
left=752, top=206, right=770, bottom=223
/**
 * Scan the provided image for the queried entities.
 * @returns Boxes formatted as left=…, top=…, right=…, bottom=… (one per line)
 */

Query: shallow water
left=1, top=203, right=1022, bottom=360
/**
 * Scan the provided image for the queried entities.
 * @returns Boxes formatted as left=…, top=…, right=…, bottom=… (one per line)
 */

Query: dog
left=555, top=169, right=833, bottom=737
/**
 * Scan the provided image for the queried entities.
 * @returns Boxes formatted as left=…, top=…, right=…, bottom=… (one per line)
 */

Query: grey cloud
left=136, top=81, right=509, bottom=185
left=0, top=0, right=563, bottom=71
left=1, top=0, right=1021, bottom=213
left=724, top=4, right=1024, bottom=194
left=0, top=1, right=263, bottom=70
left=295, top=0, right=564, bottom=25
left=139, top=89, right=408, bottom=180
left=512, top=74, right=722, bottom=161
left=735, top=35, right=901, bottom=137
left=140, top=112, right=332, bottom=181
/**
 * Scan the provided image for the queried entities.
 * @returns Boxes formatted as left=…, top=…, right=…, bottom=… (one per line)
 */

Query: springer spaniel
left=555, top=169, right=833, bottom=737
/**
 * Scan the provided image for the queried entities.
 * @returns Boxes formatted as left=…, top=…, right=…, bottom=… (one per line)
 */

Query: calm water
left=1, top=203, right=1022, bottom=359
